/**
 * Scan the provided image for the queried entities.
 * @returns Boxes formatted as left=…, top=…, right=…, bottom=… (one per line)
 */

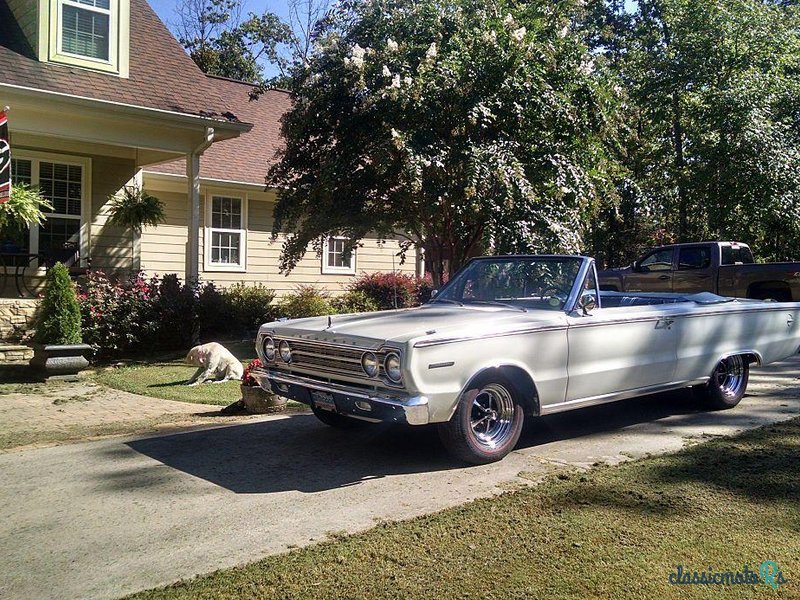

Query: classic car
left=251, top=255, right=800, bottom=464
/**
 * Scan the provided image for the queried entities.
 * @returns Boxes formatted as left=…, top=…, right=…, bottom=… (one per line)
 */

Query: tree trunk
left=672, top=91, right=687, bottom=242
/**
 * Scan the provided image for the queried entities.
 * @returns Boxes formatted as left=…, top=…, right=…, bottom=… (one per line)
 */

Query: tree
left=175, top=0, right=329, bottom=86
left=268, top=0, right=621, bottom=285
left=595, top=0, right=800, bottom=262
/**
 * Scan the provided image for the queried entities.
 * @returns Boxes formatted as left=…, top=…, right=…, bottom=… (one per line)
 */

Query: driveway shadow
left=125, top=387, right=746, bottom=494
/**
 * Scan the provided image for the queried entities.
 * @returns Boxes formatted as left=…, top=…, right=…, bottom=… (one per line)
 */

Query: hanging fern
left=0, top=183, right=53, bottom=229
left=107, top=185, right=166, bottom=233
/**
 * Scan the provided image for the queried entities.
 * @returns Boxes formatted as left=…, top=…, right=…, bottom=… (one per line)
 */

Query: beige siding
left=140, top=185, right=418, bottom=294
left=90, top=156, right=137, bottom=271
left=6, top=0, right=38, bottom=54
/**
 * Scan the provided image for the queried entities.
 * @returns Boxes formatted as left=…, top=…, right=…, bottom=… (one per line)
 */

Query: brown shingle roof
left=0, top=0, right=240, bottom=121
left=148, top=79, right=290, bottom=185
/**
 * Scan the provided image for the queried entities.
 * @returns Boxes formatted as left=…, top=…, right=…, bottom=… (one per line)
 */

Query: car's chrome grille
left=259, top=335, right=403, bottom=388
left=288, top=340, right=366, bottom=376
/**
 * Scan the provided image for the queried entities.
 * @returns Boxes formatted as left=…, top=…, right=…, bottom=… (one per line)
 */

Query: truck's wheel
left=311, top=405, right=368, bottom=428
left=694, top=355, right=749, bottom=410
left=438, top=373, right=525, bottom=464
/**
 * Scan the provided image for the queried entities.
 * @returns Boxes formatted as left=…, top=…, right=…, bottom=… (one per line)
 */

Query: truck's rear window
left=721, top=246, right=754, bottom=265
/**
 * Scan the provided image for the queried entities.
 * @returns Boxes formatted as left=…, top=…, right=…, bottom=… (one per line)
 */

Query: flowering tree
left=268, top=0, right=620, bottom=285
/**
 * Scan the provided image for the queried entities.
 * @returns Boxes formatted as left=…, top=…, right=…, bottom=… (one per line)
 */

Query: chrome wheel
left=713, top=355, right=746, bottom=399
left=470, top=383, right=515, bottom=449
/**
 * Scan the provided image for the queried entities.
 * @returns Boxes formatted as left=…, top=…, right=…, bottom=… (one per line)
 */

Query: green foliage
left=35, top=262, right=82, bottom=345
left=587, top=0, right=800, bottom=265
left=222, top=282, right=277, bottom=331
left=176, top=0, right=325, bottom=85
left=277, top=285, right=335, bottom=319
left=331, top=290, right=380, bottom=314
left=0, top=183, right=52, bottom=229
left=268, top=0, right=620, bottom=284
left=107, top=185, right=166, bottom=233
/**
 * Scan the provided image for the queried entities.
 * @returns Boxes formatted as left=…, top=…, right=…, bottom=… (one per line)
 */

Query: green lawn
left=93, top=341, right=258, bottom=407
left=130, top=418, right=799, bottom=599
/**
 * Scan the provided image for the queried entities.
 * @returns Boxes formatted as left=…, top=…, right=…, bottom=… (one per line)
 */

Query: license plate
left=310, top=390, right=336, bottom=412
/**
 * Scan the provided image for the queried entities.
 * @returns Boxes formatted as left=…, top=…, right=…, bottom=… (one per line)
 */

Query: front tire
left=438, top=374, right=525, bottom=464
left=694, top=355, right=749, bottom=410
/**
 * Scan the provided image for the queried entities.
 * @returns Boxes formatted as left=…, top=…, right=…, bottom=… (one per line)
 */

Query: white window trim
left=46, top=0, right=129, bottom=76
left=203, top=193, right=247, bottom=273
left=11, top=150, right=92, bottom=270
left=322, top=236, right=356, bottom=275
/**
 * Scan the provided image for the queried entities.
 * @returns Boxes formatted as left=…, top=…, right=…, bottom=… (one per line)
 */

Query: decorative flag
left=0, top=110, right=10, bottom=203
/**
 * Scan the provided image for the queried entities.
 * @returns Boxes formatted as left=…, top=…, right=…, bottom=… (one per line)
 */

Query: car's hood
left=260, top=304, right=567, bottom=349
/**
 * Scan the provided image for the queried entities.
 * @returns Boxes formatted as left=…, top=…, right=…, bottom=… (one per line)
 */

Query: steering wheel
left=541, top=286, right=570, bottom=308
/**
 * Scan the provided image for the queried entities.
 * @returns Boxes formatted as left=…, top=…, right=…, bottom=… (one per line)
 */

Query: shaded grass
left=92, top=341, right=260, bottom=407
left=93, top=362, right=242, bottom=406
left=131, top=418, right=799, bottom=599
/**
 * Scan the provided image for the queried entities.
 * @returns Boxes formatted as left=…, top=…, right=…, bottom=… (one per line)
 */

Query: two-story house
left=0, top=0, right=417, bottom=301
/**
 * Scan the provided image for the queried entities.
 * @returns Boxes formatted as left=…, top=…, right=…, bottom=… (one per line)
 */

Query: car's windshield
left=432, top=257, right=584, bottom=311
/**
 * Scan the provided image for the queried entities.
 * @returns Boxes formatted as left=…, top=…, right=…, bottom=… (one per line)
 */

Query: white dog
left=185, top=342, right=244, bottom=386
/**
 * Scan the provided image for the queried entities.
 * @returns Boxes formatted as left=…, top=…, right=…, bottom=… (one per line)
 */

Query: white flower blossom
left=403, top=76, right=412, bottom=86
left=425, top=42, right=437, bottom=59
left=382, top=65, right=392, bottom=78
left=387, top=38, right=398, bottom=52
left=503, top=13, right=514, bottom=27
left=511, top=27, right=526, bottom=42
left=390, top=128, right=401, bottom=139
left=559, top=24, right=570, bottom=38
left=391, top=74, right=401, bottom=88
left=348, top=44, right=366, bottom=68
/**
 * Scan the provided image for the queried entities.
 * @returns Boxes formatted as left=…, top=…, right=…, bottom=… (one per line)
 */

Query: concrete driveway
left=1, top=357, right=798, bottom=600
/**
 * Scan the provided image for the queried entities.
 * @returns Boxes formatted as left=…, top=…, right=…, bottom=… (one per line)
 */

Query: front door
left=624, top=247, right=675, bottom=292
left=565, top=305, right=680, bottom=402
left=672, top=245, right=715, bottom=294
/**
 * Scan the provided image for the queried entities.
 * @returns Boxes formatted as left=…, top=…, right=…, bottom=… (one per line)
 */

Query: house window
left=59, top=0, right=111, bottom=61
left=1, top=154, right=89, bottom=265
left=322, top=236, right=356, bottom=274
left=205, top=195, right=246, bottom=271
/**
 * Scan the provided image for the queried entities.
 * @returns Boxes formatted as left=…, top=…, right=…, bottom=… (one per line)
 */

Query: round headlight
left=279, top=340, right=292, bottom=363
left=263, top=336, right=275, bottom=361
left=384, top=352, right=402, bottom=383
left=361, top=352, right=378, bottom=377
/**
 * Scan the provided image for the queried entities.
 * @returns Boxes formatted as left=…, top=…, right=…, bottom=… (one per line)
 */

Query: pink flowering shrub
left=347, top=272, right=434, bottom=310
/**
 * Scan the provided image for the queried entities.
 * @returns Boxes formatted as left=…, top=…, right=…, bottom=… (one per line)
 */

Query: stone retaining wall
left=0, top=344, right=33, bottom=363
left=0, top=299, right=40, bottom=342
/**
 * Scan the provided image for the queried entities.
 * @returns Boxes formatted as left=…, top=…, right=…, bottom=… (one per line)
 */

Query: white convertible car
left=251, top=255, right=800, bottom=464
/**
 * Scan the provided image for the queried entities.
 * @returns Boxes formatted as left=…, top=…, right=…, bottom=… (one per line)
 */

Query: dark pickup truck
left=597, top=241, right=800, bottom=301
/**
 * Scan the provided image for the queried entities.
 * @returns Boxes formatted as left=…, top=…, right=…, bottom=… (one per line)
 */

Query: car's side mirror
left=579, top=293, right=597, bottom=316
left=430, top=289, right=438, bottom=298
left=632, top=261, right=639, bottom=272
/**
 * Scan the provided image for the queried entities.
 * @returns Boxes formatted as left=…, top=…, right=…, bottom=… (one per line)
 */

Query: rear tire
left=311, top=405, right=368, bottom=428
left=438, top=373, right=525, bottom=464
left=694, top=355, right=749, bottom=410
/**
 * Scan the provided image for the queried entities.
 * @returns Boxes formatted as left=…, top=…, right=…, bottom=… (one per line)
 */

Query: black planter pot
left=29, top=343, right=92, bottom=382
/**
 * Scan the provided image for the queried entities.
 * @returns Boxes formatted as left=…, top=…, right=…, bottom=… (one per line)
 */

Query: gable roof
left=0, top=0, right=240, bottom=122
left=147, top=78, right=291, bottom=186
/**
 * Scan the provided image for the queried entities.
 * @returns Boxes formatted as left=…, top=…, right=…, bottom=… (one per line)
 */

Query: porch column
left=185, top=127, right=214, bottom=281
left=185, top=152, right=201, bottom=281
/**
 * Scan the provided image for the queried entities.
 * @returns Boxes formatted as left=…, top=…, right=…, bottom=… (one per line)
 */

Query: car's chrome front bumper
left=250, top=368, right=430, bottom=425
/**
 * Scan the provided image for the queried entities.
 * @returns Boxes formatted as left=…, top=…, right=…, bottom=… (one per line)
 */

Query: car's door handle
left=658, top=275, right=670, bottom=280
left=695, top=274, right=711, bottom=279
